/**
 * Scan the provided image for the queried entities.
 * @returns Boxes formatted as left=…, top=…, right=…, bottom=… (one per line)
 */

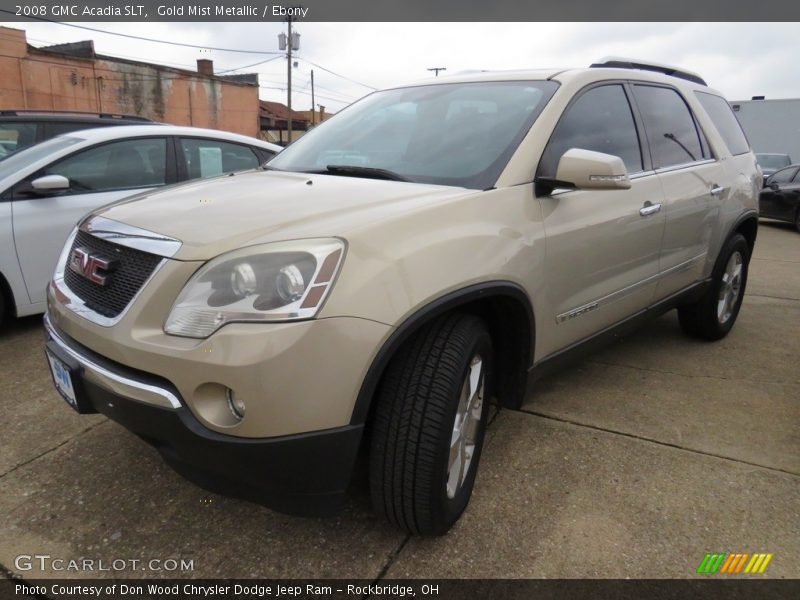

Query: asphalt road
left=1, top=221, right=798, bottom=580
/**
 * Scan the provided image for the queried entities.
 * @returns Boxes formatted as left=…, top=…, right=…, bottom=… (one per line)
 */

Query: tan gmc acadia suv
left=45, top=59, right=760, bottom=534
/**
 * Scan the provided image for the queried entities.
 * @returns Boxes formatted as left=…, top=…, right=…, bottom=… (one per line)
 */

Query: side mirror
left=31, top=174, right=70, bottom=192
left=768, top=181, right=780, bottom=191
left=554, top=148, right=631, bottom=190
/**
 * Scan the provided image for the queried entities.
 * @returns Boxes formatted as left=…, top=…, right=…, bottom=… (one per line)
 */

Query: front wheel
left=369, top=313, right=493, bottom=535
left=678, top=233, right=749, bottom=341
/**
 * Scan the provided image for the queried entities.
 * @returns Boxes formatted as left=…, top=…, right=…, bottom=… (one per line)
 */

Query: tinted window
left=769, top=166, right=798, bottom=184
left=539, top=84, right=643, bottom=177
left=180, top=138, right=259, bottom=179
left=634, top=85, right=706, bottom=169
left=696, top=92, right=750, bottom=156
left=46, top=122, right=111, bottom=138
left=0, top=122, right=38, bottom=159
left=44, top=138, right=167, bottom=193
left=0, top=136, right=82, bottom=181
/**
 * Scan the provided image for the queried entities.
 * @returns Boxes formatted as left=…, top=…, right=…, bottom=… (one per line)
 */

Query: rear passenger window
left=633, top=85, right=706, bottom=169
left=539, top=84, right=643, bottom=177
left=694, top=91, right=751, bottom=156
left=180, top=138, right=260, bottom=179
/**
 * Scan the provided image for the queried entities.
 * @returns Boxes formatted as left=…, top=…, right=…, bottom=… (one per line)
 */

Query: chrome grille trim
left=50, top=226, right=167, bottom=327
left=81, top=215, right=182, bottom=258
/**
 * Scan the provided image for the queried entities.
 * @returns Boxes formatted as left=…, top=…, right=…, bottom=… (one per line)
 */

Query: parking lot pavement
left=1, top=223, right=798, bottom=580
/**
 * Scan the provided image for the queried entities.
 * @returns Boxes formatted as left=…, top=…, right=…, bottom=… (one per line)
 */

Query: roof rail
left=0, top=109, right=152, bottom=121
left=589, top=57, right=707, bottom=86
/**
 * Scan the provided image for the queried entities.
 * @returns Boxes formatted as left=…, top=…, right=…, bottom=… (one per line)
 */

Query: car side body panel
left=0, top=201, right=27, bottom=309
left=535, top=175, right=665, bottom=357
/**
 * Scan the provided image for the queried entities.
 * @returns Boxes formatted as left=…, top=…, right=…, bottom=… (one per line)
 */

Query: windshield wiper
left=317, top=164, right=410, bottom=182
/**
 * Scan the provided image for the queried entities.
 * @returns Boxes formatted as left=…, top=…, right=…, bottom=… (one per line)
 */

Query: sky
left=3, top=21, right=799, bottom=112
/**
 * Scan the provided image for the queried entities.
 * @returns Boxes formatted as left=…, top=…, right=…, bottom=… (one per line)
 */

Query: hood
left=94, top=170, right=476, bottom=260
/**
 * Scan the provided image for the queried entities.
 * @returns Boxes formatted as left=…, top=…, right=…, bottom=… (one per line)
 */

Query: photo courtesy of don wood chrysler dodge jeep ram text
left=44, top=58, right=760, bottom=535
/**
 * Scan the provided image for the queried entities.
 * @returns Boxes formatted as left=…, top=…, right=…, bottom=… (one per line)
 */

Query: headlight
left=164, top=238, right=346, bottom=338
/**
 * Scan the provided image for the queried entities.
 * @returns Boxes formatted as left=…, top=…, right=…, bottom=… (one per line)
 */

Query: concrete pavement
left=0, top=222, right=797, bottom=580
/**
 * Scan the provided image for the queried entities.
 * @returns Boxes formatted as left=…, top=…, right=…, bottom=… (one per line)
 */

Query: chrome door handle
left=639, top=202, right=662, bottom=216
left=710, top=185, right=725, bottom=196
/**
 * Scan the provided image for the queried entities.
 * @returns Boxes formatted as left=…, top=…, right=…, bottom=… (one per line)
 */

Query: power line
left=258, top=81, right=356, bottom=104
left=0, top=10, right=284, bottom=54
left=1, top=16, right=379, bottom=92
left=259, top=86, right=351, bottom=105
left=217, top=55, right=284, bottom=74
left=294, top=56, right=378, bottom=90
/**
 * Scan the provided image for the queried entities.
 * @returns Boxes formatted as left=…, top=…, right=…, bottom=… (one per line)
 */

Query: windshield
left=269, top=80, right=559, bottom=189
left=756, top=154, right=792, bottom=170
left=0, top=135, right=83, bottom=181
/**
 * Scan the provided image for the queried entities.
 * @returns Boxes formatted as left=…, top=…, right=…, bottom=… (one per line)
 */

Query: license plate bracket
left=45, top=340, right=96, bottom=414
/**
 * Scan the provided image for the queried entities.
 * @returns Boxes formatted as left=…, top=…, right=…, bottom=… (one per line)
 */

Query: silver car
left=0, top=125, right=280, bottom=325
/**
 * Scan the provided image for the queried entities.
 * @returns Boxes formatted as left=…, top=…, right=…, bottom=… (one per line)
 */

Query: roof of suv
left=400, top=62, right=716, bottom=95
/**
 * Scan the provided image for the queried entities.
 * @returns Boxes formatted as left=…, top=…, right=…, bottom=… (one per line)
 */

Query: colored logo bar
left=696, top=553, right=773, bottom=574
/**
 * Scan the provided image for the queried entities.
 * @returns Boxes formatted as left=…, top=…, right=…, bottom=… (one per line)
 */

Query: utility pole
left=286, top=16, right=293, bottom=143
left=427, top=67, right=447, bottom=77
left=310, top=69, right=315, bottom=126
left=278, top=18, right=300, bottom=144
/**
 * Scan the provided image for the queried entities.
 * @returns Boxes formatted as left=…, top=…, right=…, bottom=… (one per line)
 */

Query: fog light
left=226, top=388, right=246, bottom=420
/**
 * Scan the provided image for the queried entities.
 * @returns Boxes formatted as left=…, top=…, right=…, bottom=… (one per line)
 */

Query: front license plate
left=46, top=350, right=78, bottom=409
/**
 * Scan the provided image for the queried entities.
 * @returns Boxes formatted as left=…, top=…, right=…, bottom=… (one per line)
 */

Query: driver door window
left=534, top=84, right=665, bottom=356
left=770, top=167, right=798, bottom=185
left=42, top=137, right=167, bottom=194
left=538, top=84, right=644, bottom=178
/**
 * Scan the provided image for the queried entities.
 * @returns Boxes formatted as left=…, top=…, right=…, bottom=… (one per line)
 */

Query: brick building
left=0, top=26, right=260, bottom=136
left=259, top=100, right=310, bottom=144
left=259, top=101, right=338, bottom=145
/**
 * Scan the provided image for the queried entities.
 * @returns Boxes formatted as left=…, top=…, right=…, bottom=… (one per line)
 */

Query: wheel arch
left=0, top=271, right=16, bottom=319
left=351, top=281, right=535, bottom=427
left=729, top=210, right=758, bottom=260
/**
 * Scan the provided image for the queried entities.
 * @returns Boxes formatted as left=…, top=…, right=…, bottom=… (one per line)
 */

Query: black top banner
left=0, top=0, right=799, bottom=21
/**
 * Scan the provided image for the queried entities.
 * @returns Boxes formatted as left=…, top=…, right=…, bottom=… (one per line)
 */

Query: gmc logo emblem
left=68, top=247, right=117, bottom=286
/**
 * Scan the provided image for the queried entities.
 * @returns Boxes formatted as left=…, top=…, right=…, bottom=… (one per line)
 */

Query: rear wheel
left=794, top=208, right=800, bottom=234
left=678, top=234, right=749, bottom=340
left=369, top=312, right=493, bottom=535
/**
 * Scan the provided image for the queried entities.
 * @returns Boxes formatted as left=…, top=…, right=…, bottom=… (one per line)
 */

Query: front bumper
left=47, top=270, right=391, bottom=438
left=45, top=317, right=365, bottom=516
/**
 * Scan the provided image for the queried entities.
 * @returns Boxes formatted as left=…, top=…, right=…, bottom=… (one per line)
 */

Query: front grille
left=63, top=230, right=162, bottom=318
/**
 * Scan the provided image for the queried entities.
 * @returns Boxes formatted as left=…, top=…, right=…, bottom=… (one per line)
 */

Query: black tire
left=678, top=233, right=749, bottom=341
left=369, top=312, right=493, bottom=535
left=794, top=208, right=800, bottom=234
left=0, top=287, right=5, bottom=329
